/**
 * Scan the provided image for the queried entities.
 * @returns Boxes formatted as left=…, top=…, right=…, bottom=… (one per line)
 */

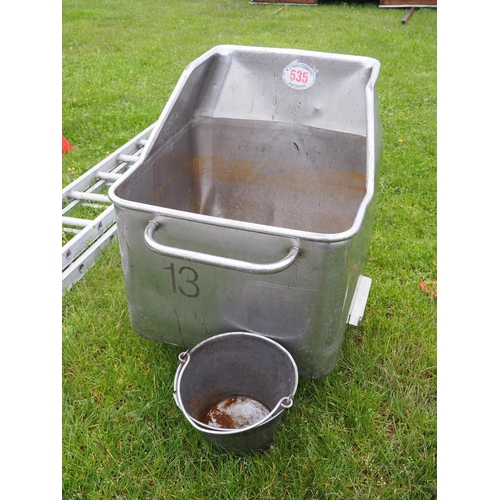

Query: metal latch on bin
left=347, top=275, right=372, bottom=327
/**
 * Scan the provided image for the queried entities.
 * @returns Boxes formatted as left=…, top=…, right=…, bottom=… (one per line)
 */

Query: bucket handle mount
left=144, top=220, right=300, bottom=275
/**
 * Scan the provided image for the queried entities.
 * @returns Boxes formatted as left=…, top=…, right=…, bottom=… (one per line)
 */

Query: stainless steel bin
left=109, top=45, right=382, bottom=378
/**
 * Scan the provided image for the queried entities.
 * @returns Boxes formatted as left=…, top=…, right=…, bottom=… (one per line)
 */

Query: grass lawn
left=63, top=1, right=436, bottom=498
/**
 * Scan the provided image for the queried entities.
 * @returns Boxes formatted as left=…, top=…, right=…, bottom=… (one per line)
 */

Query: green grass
left=63, top=1, right=436, bottom=498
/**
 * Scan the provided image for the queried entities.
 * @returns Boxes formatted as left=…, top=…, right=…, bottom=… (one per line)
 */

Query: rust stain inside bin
left=201, top=396, right=270, bottom=429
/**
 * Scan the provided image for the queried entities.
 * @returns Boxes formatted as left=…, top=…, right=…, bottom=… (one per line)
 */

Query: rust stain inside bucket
left=202, top=396, right=270, bottom=429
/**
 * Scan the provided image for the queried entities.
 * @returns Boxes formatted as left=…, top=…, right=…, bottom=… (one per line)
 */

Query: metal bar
left=62, top=204, right=116, bottom=269
left=62, top=225, right=118, bottom=293
left=62, top=178, right=111, bottom=216
left=347, top=276, right=372, bottom=327
left=62, top=216, right=92, bottom=227
left=62, top=199, right=79, bottom=216
left=97, top=172, right=122, bottom=181
left=67, top=191, right=110, bottom=203
left=402, top=6, right=416, bottom=23
left=81, top=202, right=107, bottom=209
left=117, top=154, right=141, bottom=163
left=144, top=220, right=300, bottom=275
left=62, top=182, right=109, bottom=217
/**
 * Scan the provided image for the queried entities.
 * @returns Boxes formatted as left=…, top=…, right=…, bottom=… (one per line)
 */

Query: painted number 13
left=164, top=263, right=200, bottom=298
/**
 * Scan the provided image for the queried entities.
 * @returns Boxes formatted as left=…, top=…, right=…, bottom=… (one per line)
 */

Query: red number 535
left=289, top=69, right=309, bottom=83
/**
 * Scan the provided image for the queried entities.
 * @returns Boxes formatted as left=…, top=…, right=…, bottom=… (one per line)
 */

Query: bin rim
left=108, top=45, right=381, bottom=244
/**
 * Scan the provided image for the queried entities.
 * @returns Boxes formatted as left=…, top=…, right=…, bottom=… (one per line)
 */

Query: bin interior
left=114, top=48, right=374, bottom=234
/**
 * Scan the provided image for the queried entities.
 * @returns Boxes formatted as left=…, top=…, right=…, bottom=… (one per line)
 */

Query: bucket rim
left=173, top=331, right=299, bottom=435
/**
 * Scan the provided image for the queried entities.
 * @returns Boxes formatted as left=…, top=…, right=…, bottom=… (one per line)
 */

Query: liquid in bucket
left=202, top=396, right=270, bottom=429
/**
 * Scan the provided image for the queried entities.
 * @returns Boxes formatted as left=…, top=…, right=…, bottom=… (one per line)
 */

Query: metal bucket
left=173, top=332, right=298, bottom=453
left=109, top=45, right=382, bottom=378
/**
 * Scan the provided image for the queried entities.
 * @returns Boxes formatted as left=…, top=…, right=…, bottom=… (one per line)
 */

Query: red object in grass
left=62, top=135, right=73, bottom=155
left=419, top=280, right=437, bottom=298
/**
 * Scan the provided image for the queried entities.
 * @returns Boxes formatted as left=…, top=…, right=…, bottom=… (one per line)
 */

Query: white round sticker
left=282, top=61, right=316, bottom=90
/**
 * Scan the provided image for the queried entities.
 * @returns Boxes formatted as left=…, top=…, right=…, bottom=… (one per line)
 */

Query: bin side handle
left=144, top=220, right=300, bottom=275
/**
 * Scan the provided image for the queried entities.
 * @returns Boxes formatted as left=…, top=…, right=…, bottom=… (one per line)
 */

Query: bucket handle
left=144, top=220, right=300, bottom=275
